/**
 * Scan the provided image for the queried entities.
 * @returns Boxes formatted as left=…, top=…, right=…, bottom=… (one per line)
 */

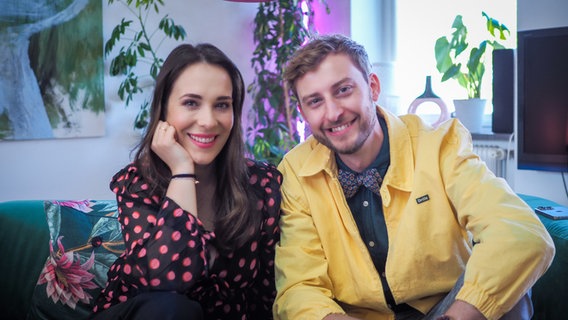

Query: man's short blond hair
left=283, top=33, right=372, bottom=101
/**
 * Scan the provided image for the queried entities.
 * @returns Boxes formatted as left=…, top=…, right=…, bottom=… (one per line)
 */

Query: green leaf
left=441, top=64, right=460, bottom=82
left=139, top=42, right=151, bottom=51
left=106, top=0, right=186, bottom=129
left=467, top=42, right=486, bottom=72
left=148, top=64, right=158, bottom=79
left=434, top=37, right=452, bottom=73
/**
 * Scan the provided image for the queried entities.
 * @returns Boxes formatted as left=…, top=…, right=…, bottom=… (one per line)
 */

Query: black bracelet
left=171, top=173, right=199, bottom=183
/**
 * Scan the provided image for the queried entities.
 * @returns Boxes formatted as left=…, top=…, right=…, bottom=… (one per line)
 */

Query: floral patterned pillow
left=27, top=200, right=124, bottom=320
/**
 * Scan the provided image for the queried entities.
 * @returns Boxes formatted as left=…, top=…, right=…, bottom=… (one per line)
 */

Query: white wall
left=2, top=0, right=567, bottom=206
left=0, top=0, right=346, bottom=202
left=513, top=0, right=568, bottom=205
left=0, top=0, right=260, bottom=201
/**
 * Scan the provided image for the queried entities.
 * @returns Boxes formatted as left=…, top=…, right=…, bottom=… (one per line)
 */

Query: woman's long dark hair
left=133, top=43, right=259, bottom=253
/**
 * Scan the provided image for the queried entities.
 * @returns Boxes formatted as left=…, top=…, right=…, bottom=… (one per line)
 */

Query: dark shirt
left=93, top=159, right=282, bottom=320
left=336, top=116, right=390, bottom=272
left=336, top=116, right=409, bottom=311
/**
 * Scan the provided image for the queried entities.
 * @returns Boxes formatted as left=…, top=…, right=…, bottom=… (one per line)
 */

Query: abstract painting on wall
left=0, top=0, right=104, bottom=141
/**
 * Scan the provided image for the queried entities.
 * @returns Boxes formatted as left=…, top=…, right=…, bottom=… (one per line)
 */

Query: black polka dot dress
left=93, top=160, right=282, bottom=319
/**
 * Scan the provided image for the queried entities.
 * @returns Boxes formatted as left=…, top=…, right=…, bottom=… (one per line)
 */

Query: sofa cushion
left=518, top=194, right=568, bottom=320
left=26, top=200, right=124, bottom=320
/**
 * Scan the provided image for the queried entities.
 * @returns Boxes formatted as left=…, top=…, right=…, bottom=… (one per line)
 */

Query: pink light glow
left=297, top=118, right=306, bottom=142
left=309, top=0, right=339, bottom=36
left=301, top=1, right=309, bottom=27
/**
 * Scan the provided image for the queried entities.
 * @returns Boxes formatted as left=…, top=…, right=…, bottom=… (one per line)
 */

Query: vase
left=453, top=99, right=486, bottom=133
left=407, top=76, right=450, bottom=127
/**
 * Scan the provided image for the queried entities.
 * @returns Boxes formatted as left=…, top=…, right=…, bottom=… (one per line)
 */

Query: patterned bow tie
left=338, top=168, right=383, bottom=198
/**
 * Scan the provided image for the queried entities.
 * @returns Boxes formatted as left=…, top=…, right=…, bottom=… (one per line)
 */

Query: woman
left=91, top=43, right=282, bottom=319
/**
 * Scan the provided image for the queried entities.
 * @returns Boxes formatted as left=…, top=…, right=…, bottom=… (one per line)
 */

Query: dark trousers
left=89, top=292, right=204, bottom=320
left=396, top=274, right=533, bottom=320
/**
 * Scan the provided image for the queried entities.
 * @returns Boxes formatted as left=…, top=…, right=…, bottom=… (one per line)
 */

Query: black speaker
left=492, top=49, right=515, bottom=133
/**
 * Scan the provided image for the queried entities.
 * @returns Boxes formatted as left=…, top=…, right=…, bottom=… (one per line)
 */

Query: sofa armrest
left=518, top=194, right=568, bottom=320
left=0, top=201, right=50, bottom=319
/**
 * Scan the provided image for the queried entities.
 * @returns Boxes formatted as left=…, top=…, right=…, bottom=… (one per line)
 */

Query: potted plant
left=434, top=11, right=509, bottom=132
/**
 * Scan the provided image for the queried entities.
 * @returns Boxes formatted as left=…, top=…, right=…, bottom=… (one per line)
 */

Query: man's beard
left=311, top=106, right=377, bottom=155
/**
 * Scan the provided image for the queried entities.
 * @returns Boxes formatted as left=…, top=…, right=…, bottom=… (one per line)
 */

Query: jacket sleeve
left=110, top=164, right=210, bottom=293
left=273, top=159, right=346, bottom=320
left=440, top=121, right=555, bottom=319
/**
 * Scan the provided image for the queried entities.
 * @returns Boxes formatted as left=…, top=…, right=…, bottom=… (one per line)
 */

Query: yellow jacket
left=274, top=107, right=554, bottom=320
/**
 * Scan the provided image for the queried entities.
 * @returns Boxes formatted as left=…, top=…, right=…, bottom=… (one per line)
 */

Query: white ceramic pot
left=453, top=98, right=487, bottom=133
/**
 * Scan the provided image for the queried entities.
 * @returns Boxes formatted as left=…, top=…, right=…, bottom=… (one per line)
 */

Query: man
left=273, top=34, right=555, bottom=320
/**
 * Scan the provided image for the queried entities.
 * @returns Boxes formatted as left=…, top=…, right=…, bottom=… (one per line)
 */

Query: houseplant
left=434, top=11, right=509, bottom=132
left=246, top=0, right=329, bottom=164
left=105, top=0, right=187, bottom=129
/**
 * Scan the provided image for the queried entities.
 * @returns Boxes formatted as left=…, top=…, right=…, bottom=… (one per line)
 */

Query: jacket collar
left=377, top=107, right=414, bottom=193
left=298, top=138, right=336, bottom=177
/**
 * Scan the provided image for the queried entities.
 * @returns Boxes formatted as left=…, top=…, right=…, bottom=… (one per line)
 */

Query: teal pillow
left=27, top=200, right=124, bottom=320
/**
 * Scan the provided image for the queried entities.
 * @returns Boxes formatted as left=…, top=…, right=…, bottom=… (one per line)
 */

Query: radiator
left=473, top=144, right=508, bottom=178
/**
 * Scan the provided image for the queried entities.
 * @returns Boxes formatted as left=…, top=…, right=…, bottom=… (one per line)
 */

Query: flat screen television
left=517, top=26, right=568, bottom=172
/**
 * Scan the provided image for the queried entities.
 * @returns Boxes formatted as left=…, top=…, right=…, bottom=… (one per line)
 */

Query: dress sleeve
left=110, top=164, right=211, bottom=293
left=247, top=163, right=282, bottom=318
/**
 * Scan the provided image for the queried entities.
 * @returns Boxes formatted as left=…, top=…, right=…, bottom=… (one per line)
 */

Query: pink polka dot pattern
left=93, top=160, right=282, bottom=319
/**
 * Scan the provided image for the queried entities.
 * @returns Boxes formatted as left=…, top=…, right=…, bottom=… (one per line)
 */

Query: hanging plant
left=105, top=0, right=187, bottom=129
left=246, top=0, right=329, bottom=164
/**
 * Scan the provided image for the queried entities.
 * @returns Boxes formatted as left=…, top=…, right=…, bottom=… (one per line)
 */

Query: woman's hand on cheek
left=151, top=121, right=195, bottom=174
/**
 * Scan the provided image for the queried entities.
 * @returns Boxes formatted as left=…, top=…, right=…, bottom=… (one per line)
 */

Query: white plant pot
left=453, top=99, right=487, bottom=133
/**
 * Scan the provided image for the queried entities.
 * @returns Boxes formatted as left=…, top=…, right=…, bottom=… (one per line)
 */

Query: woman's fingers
left=151, top=121, right=194, bottom=172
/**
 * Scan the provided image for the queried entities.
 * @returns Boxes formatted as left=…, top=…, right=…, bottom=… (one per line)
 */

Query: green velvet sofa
left=0, top=195, right=566, bottom=319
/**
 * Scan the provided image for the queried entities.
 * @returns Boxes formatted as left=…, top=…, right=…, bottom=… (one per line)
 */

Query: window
left=352, top=0, right=517, bottom=122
